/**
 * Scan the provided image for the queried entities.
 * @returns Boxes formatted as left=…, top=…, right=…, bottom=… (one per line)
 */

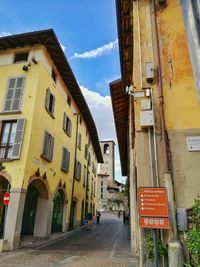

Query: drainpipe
left=69, top=113, right=79, bottom=231
left=151, top=1, right=184, bottom=265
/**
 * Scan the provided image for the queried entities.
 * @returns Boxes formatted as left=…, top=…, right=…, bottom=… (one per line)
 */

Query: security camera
left=31, top=57, right=38, bottom=64
left=22, top=65, right=29, bottom=71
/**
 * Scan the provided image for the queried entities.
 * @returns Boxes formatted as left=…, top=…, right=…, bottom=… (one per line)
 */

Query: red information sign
left=138, top=187, right=169, bottom=217
left=140, top=217, right=170, bottom=229
left=3, top=192, right=10, bottom=205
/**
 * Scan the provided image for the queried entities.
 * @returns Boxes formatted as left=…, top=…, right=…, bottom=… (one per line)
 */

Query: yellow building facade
left=111, top=0, right=200, bottom=266
left=0, top=30, right=103, bottom=250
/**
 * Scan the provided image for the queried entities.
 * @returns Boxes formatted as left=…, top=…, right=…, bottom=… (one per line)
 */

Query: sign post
left=3, top=186, right=10, bottom=239
left=138, top=187, right=169, bottom=267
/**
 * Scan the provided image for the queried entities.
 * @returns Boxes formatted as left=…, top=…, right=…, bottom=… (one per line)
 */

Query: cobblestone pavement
left=0, top=213, right=139, bottom=267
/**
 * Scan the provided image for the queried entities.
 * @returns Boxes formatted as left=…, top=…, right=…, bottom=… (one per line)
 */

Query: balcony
left=0, top=143, right=13, bottom=159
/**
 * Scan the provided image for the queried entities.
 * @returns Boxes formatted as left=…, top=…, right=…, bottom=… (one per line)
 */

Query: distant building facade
left=97, top=141, right=127, bottom=211
left=0, top=30, right=103, bottom=251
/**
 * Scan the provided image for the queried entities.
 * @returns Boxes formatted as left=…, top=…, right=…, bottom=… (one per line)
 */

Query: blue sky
left=0, top=0, right=125, bottom=182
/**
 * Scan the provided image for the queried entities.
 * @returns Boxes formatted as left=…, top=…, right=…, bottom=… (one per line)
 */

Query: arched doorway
left=0, top=176, right=10, bottom=238
left=21, top=178, right=49, bottom=236
left=51, top=190, right=65, bottom=233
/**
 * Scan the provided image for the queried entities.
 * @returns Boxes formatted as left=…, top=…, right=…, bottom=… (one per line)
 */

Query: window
left=75, top=160, right=82, bottom=181
left=79, top=116, right=82, bottom=125
left=3, top=76, right=25, bottom=112
left=101, top=187, right=103, bottom=193
left=85, top=144, right=88, bottom=160
left=42, top=131, right=54, bottom=161
left=77, top=133, right=81, bottom=150
left=101, top=193, right=103, bottom=199
left=0, top=119, right=26, bottom=160
left=92, top=162, right=95, bottom=173
left=51, top=69, right=57, bottom=83
left=104, top=144, right=109, bottom=154
left=83, top=165, right=87, bottom=187
left=67, top=95, right=71, bottom=106
left=101, top=181, right=103, bottom=186
left=14, top=52, right=29, bottom=63
left=63, top=112, right=72, bottom=136
left=88, top=152, right=91, bottom=166
left=45, top=88, right=55, bottom=117
left=87, top=171, right=90, bottom=190
left=61, top=147, right=70, bottom=173
left=91, top=178, right=94, bottom=194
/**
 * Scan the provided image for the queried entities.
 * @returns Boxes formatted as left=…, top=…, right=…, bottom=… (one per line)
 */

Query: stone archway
left=0, top=176, right=10, bottom=238
left=51, top=189, right=67, bottom=233
left=21, top=177, right=50, bottom=237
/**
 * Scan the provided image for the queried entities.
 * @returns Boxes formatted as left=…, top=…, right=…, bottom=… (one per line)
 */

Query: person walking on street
left=87, top=211, right=93, bottom=226
left=96, top=211, right=101, bottom=224
left=123, top=210, right=126, bottom=224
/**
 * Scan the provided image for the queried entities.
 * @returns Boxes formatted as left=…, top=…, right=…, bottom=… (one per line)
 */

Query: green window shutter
left=63, top=112, right=67, bottom=132
left=4, top=77, right=25, bottom=112
left=45, top=88, right=51, bottom=111
left=11, top=119, right=26, bottom=159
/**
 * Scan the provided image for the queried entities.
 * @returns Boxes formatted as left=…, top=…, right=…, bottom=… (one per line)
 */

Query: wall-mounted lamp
left=31, top=56, right=38, bottom=64
left=22, top=62, right=32, bottom=72
left=22, top=65, right=29, bottom=71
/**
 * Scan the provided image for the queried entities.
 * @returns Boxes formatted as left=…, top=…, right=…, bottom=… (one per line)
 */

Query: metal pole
left=3, top=184, right=10, bottom=239
left=153, top=229, right=159, bottom=267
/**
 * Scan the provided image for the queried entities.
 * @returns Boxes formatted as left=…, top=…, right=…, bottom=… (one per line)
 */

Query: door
left=21, top=185, right=39, bottom=235
left=51, top=191, right=63, bottom=232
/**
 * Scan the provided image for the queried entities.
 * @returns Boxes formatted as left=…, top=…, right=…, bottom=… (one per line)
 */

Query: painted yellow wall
left=0, top=45, right=98, bottom=224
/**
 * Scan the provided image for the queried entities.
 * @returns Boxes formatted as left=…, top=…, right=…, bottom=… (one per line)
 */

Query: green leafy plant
left=144, top=234, right=167, bottom=260
left=185, top=195, right=200, bottom=267
left=185, top=228, right=200, bottom=266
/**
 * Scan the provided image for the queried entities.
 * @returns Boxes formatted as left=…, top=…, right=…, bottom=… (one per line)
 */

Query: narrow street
left=0, top=213, right=139, bottom=267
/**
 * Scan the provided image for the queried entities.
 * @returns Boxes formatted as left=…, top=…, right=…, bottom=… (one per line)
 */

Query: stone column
left=3, top=188, right=26, bottom=250
left=34, top=197, right=53, bottom=237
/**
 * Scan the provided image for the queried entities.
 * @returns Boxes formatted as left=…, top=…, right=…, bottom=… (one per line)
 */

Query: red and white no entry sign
left=3, top=192, right=10, bottom=205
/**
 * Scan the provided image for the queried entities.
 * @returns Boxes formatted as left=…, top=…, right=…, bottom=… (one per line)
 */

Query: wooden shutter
left=49, top=135, right=54, bottom=161
left=45, top=88, right=51, bottom=111
left=85, top=144, right=88, bottom=159
left=42, top=132, right=49, bottom=159
left=51, top=95, right=55, bottom=115
left=75, top=160, right=78, bottom=179
left=78, top=162, right=82, bottom=180
left=63, top=112, right=67, bottom=132
left=11, top=119, right=26, bottom=159
left=61, top=147, right=70, bottom=172
left=4, top=77, right=25, bottom=112
left=68, top=118, right=72, bottom=136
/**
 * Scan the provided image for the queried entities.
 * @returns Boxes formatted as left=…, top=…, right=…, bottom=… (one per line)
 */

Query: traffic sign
left=3, top=192, right=10, bottom=205
left=138, top=187, right=169, bottom=217
left=140, top=217, right=170, bottom=229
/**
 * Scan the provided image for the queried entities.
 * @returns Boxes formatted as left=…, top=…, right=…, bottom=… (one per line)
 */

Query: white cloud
left=60, top=43, right=66, bottom=52
left=80, top=85, right=116, bottom=140
left=72, top=39, right=118, bottom=59
left=0, top=32, right=11, bottom=37
left=80, top=84, right=125, bottom=182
